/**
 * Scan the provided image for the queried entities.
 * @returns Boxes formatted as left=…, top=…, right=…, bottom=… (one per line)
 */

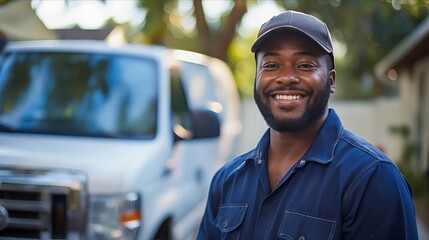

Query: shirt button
left=223, top=220, right=228, bottom=227
left=257, top=159, right=262, bottom=165
left=298, top=236, right=305, bottom=240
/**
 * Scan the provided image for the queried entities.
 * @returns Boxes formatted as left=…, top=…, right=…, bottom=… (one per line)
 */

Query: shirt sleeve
left=196, top=169, right=222, bottom=239
left=342, top=161, right=418, bottom=239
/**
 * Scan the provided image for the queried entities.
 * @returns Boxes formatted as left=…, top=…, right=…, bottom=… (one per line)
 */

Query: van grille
left=0, top=168, right=88, bottom=240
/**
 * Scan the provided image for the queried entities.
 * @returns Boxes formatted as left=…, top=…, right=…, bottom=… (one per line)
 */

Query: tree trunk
left=193, top=0, right=247, bottom=61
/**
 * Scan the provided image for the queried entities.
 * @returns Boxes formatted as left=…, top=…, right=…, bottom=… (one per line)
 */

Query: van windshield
left=0, top=51, right=158, bottom=139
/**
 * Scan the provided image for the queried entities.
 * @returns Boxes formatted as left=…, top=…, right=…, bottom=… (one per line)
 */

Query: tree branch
left=193, top=0, right=212, bottom=53
left=218, top=0, right=247, bottom=60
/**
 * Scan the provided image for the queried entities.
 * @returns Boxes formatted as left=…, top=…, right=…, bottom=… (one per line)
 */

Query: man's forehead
left=258, top=32, right=326, bottom=56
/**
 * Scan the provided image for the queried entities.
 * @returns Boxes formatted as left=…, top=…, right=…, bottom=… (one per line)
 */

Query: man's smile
left=274, top=94, right=302, bottom=100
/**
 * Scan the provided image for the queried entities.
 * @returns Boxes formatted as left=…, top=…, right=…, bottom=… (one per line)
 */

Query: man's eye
left=262, top=63, right=278, bottom=69
left=298, top=63, right=316, bottom=69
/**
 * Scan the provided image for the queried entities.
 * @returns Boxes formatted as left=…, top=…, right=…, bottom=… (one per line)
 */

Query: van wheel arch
left=154, top=218, right=172, bottom=240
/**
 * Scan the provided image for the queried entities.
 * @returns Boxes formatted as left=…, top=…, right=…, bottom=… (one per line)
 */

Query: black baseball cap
left=251, top=10, right=334, bottom=67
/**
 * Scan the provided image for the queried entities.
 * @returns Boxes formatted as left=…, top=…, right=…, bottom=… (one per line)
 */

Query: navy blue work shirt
left=197, top=109, right=418, bottom=240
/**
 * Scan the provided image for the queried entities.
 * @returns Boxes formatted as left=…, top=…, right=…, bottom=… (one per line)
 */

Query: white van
left=0, top=40, right=241, bottom=240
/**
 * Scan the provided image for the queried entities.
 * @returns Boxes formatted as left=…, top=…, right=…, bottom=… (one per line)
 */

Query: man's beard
left=254, top=79, right=331, bottom=132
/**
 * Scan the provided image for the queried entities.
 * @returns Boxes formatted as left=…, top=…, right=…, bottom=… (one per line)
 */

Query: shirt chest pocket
left=279, top=211, right=336, bottom=240
left=216, top=204, right=248, bottom=239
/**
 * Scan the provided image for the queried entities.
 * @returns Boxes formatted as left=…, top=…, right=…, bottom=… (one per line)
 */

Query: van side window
left=179, top=62, right=219, bottom=110
left=170, top=67, right=193, bottom=140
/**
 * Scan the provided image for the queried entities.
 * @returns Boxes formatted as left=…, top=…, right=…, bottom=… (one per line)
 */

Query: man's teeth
left=275, top=95, right=301, bottom=100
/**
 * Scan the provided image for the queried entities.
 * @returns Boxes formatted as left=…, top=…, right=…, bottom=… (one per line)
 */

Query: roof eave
left=375, top=16, right=429, bottom=81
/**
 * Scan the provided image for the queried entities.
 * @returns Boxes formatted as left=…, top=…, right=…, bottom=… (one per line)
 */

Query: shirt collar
left=246, top=108, right=344, bottom=165
left=302, top=108, right=344, bottom=164
left=244, top=130, right=269, bottom=166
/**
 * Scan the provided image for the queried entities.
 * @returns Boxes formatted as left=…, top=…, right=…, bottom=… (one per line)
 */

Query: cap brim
left=251, top=26, right=332, bottom=54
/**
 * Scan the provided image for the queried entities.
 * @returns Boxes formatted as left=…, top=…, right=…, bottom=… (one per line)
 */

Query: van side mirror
left=191, top=110, right=220, bottom=139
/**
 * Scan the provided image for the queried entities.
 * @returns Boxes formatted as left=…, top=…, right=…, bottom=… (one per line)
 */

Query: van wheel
left=154, top=219, right=171, bottom=240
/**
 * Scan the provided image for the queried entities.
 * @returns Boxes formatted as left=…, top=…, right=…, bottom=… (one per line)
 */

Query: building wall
left=399, top=69, right=419, bottom=141
left=390, top=55, right=429, bottom=171
left=413, top=56, right=429, bottom=171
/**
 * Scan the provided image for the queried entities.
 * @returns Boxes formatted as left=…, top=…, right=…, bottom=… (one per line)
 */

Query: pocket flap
left=279, top=211, right=336, bottom=240
left=216, top=204, right=248, bottom=233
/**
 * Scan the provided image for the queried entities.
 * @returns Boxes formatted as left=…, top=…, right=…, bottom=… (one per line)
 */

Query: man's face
left=254, top=31, right=335, bottom=132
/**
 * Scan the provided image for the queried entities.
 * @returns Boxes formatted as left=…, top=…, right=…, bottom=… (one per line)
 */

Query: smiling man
left=197, top=10, right=418, bottom=239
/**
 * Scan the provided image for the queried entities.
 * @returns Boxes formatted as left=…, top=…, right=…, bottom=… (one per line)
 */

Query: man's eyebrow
left=261, top=51, right=319, bottom=58
left=261, top=51, right=280, bottom=58
left=294, top=51, right=318, bottom=58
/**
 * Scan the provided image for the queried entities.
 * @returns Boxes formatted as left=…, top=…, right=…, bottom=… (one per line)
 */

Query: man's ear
left=329, top=70, right=336, bottom=94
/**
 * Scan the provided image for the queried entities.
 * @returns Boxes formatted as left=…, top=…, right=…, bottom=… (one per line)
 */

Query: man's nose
left=276, top=65, right=299, bottom=85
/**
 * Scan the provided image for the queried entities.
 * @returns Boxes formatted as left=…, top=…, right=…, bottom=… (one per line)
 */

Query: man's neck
left=269, top=111, right=328, bottom=162
left=267, top=111, right=328, bottom=191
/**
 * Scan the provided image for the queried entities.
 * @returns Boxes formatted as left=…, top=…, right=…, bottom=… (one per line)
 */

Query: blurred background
left=1, top=0, right=428, bottom=238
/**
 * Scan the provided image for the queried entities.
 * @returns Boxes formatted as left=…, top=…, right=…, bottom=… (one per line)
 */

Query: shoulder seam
left=341, top=133, right=387, bottom=162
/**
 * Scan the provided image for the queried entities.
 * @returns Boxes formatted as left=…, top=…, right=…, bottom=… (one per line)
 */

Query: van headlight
left=88, top=192, right=141, bottom=240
